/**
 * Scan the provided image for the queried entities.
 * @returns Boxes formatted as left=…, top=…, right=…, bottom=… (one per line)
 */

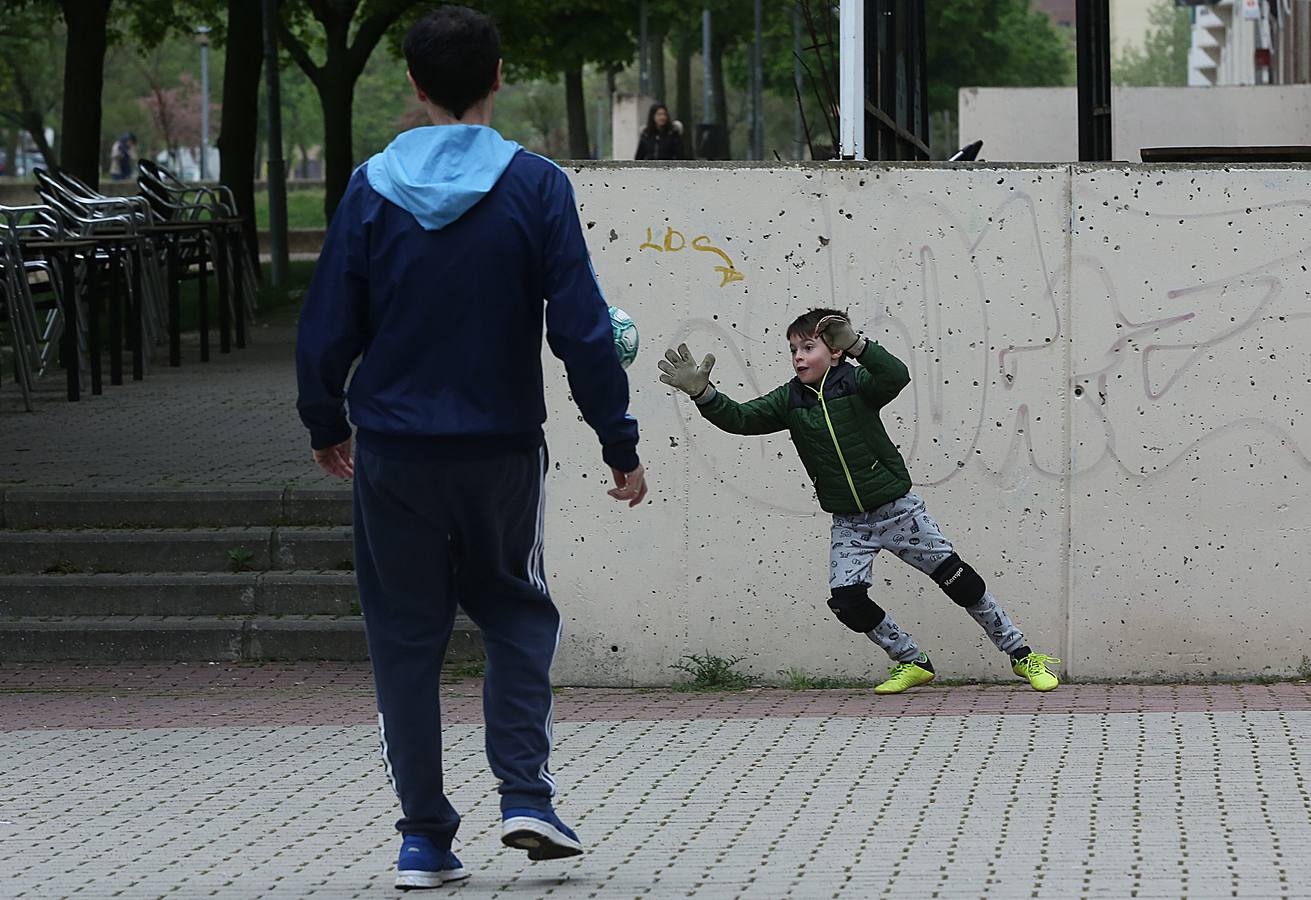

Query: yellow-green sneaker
left=874, top=658, right=936, bottom=695
left=1013, top=653, right=1061, bottom=692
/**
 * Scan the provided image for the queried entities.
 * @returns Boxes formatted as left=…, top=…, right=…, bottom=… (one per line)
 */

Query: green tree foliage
left=0, top=4, right=65, bottom=168
left=1114, top=0, right=1192, bottom=87
left=925, top=0, right=1074, bottom=114
left=407, top=0, right=639, bottom=159
left=278, top=0, right=429, bottom=219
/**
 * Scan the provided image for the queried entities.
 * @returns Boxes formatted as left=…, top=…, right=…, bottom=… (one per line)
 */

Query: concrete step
left=0, top=527, right=352, bottom=574
left=0, top=487, right=351, bottom=529
left=277, top=528, right=354, bottom=571
left=0, top=571, right=361, bottom=616
left=0, top=615, right=482, bottom=662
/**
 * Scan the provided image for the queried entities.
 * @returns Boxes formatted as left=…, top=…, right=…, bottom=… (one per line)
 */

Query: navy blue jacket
left=295, top=125, right=639, bottom=472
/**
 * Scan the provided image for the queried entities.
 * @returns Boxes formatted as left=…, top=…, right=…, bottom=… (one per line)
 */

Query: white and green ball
left=609, top=306, right=639, bottom=369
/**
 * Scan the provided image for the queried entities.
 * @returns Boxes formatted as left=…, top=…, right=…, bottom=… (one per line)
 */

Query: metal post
left=1075, top=0, right=1112, bottom=161
left=838, top=0, right=865, bottom=159
left=639, top=1, right=650, bottom=97
left=702, top=9, right=713, bottom=122
left=197, top=26, right=211, bottom=180
left=794, top=5, right=804, bottom=160
left=262, top=0, right=289, bottom=287
left=606, top=69, right=617, bottom=160
left=752, top=0, right=764, bottom=160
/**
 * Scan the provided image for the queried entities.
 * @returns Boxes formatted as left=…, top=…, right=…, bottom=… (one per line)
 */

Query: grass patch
left=254, top=189, right=327, bottom=230
left=670, top=652, right=757, bottom=692
left=173, top=258, right=317, bottom=333
left=778, top=667, right=875, bottom=690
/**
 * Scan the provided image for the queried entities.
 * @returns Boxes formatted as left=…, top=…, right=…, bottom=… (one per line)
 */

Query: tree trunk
left=58, top=0, right=112, bottom=187
left=710, top=38, right=730, bottom=157
left=217, top=0, right=264, bottom=275
left=564, top=65, right=589, bottom=160
left=3, top=128, right=18, bottom=176
left=318, top=69, right=356, bottom=220
left=674, top=31, right=693, bottom=151
left=649, top=28, right=666, bottom=103
left=27, top=113, right=58, bottom=170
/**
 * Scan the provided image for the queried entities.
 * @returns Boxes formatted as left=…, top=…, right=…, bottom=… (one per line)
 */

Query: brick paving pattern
left=2, top=664, right=1309, bottom=898
left=0, top=325, right=333, bottom=490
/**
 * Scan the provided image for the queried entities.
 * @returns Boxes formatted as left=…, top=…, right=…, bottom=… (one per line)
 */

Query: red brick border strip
left=2, top=663, right=1308, bottom=730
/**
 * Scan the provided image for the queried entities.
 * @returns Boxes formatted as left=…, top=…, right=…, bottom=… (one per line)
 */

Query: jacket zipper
left=808, top=368, right=864, bottom=513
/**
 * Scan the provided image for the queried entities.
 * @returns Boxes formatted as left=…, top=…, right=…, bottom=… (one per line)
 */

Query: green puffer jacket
left=696, top=341, right=913, bottom=515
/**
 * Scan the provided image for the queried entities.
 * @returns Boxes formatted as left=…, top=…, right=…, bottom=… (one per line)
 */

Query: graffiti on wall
left=648, top=184, right=1311, bottom=506
left=639, top=226, right=746, bottom=287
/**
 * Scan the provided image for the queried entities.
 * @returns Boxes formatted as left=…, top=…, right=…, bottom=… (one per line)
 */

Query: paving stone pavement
left=0, top=324, right=334, bottom=490
left=2, top=664, right=1309, bottom=899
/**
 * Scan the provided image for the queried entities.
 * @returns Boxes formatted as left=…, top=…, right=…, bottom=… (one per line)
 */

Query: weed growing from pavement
left=447, top=658, right=486, bottom=679
left=671, top=653, right=758, bottom=692
left=226, top=548, right=256, bottom=572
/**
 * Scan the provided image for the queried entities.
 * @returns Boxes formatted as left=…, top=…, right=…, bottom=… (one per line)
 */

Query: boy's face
left=788, top=331, right=842, bottom=385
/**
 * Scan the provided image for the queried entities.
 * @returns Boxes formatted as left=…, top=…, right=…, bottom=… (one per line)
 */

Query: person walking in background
left=295, top=5, right=648, bottom=890
left=635, top=103, right=684, bottom=160
left=108, top=133, right=137, bottom=181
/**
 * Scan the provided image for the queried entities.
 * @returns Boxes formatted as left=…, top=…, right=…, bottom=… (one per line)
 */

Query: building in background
left=960, top=83, right=1311, bottom=160
left=1035, top=0, right=1077, bottom=31
left=1187, top=0, right=1311, bottom=86
left=1035, top=0, right=1157, bottom=51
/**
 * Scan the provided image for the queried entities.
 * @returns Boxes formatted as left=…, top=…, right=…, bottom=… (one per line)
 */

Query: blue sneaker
left=501, top=807, right=584, bottom=860
left=395, top=834, right=469, bottom=890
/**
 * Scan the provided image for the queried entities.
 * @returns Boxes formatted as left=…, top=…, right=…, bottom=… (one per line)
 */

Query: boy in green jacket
left=657, top=308, right=1059, bottom=693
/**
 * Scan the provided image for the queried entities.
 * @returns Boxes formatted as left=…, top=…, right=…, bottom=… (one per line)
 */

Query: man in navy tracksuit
left=295, top=6, right=647, bottom=889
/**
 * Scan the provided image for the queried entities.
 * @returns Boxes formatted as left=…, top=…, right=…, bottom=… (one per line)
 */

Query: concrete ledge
left=282, top=488, right=352, bottom=526
left=244, top=615, right=482, bottom=661
left=0, top=487, right=354, bottom=528
left=257, top=572, right=358, bottom=615
left=0, top=611, right=482, bottom=661
left=0, top=571, right=368, bottom=617
left=0, top=573, right=259, bottom=616
left=274, top=527, right=353, bottom=570
left=2, top=488, right=285, bottom=529
left=0, top=617, right=244, bottom=662
left=245, top=616, right=367, bottom=660
left=0, top=528, right=274, bottom=574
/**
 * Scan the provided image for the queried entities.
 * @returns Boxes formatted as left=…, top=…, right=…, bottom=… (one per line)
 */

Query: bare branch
left=278, top=22, right=323, bottom=87
left=348, top=0, right=411, bottom=75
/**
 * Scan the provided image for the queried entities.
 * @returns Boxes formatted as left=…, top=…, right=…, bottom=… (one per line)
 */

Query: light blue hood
left=366, top=125, right=521, bottom=231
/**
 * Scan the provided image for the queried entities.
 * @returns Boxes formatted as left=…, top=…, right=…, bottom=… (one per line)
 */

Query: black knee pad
left=827, top=585, right=886, bottom=633
left=930, top=553, right=986, bottom=608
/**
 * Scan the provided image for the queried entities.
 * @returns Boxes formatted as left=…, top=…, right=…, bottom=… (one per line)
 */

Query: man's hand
left=815, top=315, right=862, bottom=354
left=657, top=344, right=716, bottom=398
left=313, top=437, right=354, bottom=479
left=607, top=464, right=648, bottom=507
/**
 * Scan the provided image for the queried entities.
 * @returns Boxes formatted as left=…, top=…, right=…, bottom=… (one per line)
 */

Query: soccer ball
left=609, top=306, right=639, bottom=369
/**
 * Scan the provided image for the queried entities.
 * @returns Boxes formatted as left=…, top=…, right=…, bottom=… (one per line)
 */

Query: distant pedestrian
left=109, top=133, right=137, bottom=182
left=635, top=104, right=684, bottom=160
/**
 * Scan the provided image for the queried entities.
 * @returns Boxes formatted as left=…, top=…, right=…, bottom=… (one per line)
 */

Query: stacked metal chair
left=138, top=159, right=256, bottom=363
left=1, top=162, right=259, bottom=410
left=1, top=203, right=78, bottom=408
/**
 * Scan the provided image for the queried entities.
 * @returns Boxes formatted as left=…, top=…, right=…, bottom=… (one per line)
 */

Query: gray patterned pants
left=830, top=493, right=1026, bottom=662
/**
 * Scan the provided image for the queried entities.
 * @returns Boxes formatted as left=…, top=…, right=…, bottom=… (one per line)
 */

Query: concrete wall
left=611, top=93, right=656, bottom=161
left=958, top=85, right=1311, bottom=162
left=542, top=162, right=1311, bottom=685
